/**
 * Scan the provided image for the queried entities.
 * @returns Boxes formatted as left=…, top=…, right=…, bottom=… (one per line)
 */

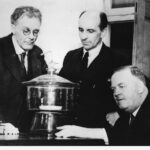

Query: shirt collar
left=12, top=35, right=25, bottom=55
left=132, top=106, right=141, bottom=117
left=83, top=41, right=103, bottom=57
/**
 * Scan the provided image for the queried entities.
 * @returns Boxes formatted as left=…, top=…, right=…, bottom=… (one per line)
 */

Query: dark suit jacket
left=106, top=91, right=150, bottom=145
left=59, top=43, right=118, bottom=127
left=0, top=34, right=47, bottom=131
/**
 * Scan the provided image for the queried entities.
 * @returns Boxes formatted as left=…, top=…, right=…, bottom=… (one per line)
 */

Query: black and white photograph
left=0, top=0, right=150, bottom=148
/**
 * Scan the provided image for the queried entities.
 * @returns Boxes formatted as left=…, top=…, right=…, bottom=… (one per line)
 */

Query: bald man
left=59, top=11, right=117, bottom=128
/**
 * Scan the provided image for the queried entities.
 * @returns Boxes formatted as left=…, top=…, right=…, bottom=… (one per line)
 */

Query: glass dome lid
left=22, top=74, right=79, bottom=87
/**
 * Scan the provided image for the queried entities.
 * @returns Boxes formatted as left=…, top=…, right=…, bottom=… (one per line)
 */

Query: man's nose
left=81, top=32, right=88, bottom=40
left=113, top=88, right=121, bottom=97
left=28, top=32, right=35, bottom=39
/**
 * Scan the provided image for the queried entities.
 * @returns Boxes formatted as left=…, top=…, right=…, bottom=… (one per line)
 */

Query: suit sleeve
left=40, top=54, right=48, bottom=74
left=59, top=51, right=72, bottom=79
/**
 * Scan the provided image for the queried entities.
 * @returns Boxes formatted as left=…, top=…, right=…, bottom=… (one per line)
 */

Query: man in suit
left=59, top=10, right=117, bottom=128
left=56, top=66, right=150, bottom=145
left=0, top=6, right=47, bottom=132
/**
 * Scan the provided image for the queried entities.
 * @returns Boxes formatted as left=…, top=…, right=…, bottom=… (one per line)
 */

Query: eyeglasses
left=22, top=28, right=39, bottom=37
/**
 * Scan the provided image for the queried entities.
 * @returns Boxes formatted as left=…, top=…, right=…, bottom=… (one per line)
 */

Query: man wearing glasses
left=0, top=6, right=47, bottom=133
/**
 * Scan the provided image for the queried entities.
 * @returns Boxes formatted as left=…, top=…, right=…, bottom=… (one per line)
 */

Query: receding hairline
left=79, top=10, right=101, bottom=18
left=111, top=65, right=146, bottom=85
left=79, top=10, right=108, bottom=31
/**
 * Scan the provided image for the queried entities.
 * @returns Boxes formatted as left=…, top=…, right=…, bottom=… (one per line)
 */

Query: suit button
left=75, top=117, right=78, bottom=120
left=93, top=84, right=96, bottom=88
left=79, top=80, right=82, bottom=84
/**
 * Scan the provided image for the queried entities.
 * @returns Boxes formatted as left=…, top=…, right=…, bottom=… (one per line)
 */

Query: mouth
left=116, top=98, right=125, bottom=102
left=82, top=41, right=90, bottom=45
left=25, top=41, right=34, bottom=45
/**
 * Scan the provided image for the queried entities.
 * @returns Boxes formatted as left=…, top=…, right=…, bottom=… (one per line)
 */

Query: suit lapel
left=27, top=50, right=35, bottom=79
left=133, top=93, right=150, bottom=124
left=72, top=48, right=84, bottom=73
left=3, top=34, right=22, bottom=81
left=87, top=43, right=107, bottom=70
left=27, top=48, right=43, bottom=80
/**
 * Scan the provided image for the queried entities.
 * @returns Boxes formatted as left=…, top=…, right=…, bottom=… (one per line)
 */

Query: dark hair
left=79, top=11, right=108, bottom=31
left=113, top=65, right=146, bottom=85
left=11, top=6, right=42, bottom=25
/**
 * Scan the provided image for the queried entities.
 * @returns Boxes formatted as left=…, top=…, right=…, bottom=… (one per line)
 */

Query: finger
left=55, top=130, right=70, bottom=138
left=4, top=126, right=19, bottom=135
left=4, top=129, right=18, bottom=135
left=56, top=126, right=66, bottom=130
left=55, top=131, right=65, bottom=137
left=57, top=125, right=71, bottom=129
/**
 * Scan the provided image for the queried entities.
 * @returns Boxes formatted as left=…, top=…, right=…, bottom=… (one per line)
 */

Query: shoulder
left=0, top=34, right=13, bottom=56
left=99, top=43, right=113, bottom=59
left=64, top=47, right=83, bottom=58
left=102, top=43, right=112, bottom=54
left=30, top=45, right=43, bottom=55
left=0, top=34, right=12, bottom=45
left=67, top=47, right=83, bottom=55
left=100, top=43, right=113, bottom=62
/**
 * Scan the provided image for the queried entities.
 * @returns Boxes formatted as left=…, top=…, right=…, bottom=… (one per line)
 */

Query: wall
left=132, top=0, right=150, bottom=78
left=0, top=0, right=109, bottom=69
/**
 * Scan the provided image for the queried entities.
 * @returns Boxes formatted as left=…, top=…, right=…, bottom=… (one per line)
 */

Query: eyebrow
left=23, top=27, right=39, bottom=31
left=33, top=29, right=39, bottom=31
left=111, top=83, right=125, bottom=88
left=87, top=29, right=95, bottom=31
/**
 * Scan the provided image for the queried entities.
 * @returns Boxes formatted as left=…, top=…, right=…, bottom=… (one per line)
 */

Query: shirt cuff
left=101, top=128, right=109, bottom=145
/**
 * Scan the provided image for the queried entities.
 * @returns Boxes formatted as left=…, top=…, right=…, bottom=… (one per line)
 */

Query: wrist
left=85, top=128, right=109, bottom=145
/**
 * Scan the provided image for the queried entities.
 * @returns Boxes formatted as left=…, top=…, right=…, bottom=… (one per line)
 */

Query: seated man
left=56, top=66, right=150, bottom=145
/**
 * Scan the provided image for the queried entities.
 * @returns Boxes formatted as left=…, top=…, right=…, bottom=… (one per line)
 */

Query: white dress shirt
left=12, top=35, right=28, bottom=72
left=129, top=106, right=140, bottom=124
left=83, top=42, right=103, bottom=67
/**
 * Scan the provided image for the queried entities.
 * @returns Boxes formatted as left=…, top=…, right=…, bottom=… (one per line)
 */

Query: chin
left=84, top=47, right=92, bottom=51
left=118, top=102, right=127, bottom=110
left=23, top=45, right=33, bottom=50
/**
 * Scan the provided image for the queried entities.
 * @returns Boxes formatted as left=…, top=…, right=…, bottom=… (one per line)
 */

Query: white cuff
left=101, top=128, right=109, bottom=145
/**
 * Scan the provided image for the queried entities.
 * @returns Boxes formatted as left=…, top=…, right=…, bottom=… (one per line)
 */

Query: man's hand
left=106, top=112, right=120, bottom=126
left=0, top=123, right=19, bottom=135
left=55, top=125, right=106, bottom=139
left=55, top=125, right=89, bottom=138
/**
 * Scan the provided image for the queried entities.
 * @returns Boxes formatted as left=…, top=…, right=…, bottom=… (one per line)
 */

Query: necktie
left=20, top=52, right=27, bottom=81
left=81, top=51, right=89, bottom=71
left=129, top=114, right=135, bottom=125
left=20, top=52, right=26, bottom=67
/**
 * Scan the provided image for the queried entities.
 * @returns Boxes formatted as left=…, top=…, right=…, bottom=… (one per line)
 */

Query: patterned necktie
left=81, top=51, right=89, bottom=72
left=20, top=52, right=27, bottom=81
left=20, top=52, right=26, bottom=67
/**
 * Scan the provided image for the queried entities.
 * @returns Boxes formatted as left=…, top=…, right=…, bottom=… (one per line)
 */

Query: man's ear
left=137, top=80, right=145, bottom=94
left=11, top=24, right=16, bottom=34
left=101, top=27, right=107, bottom=39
